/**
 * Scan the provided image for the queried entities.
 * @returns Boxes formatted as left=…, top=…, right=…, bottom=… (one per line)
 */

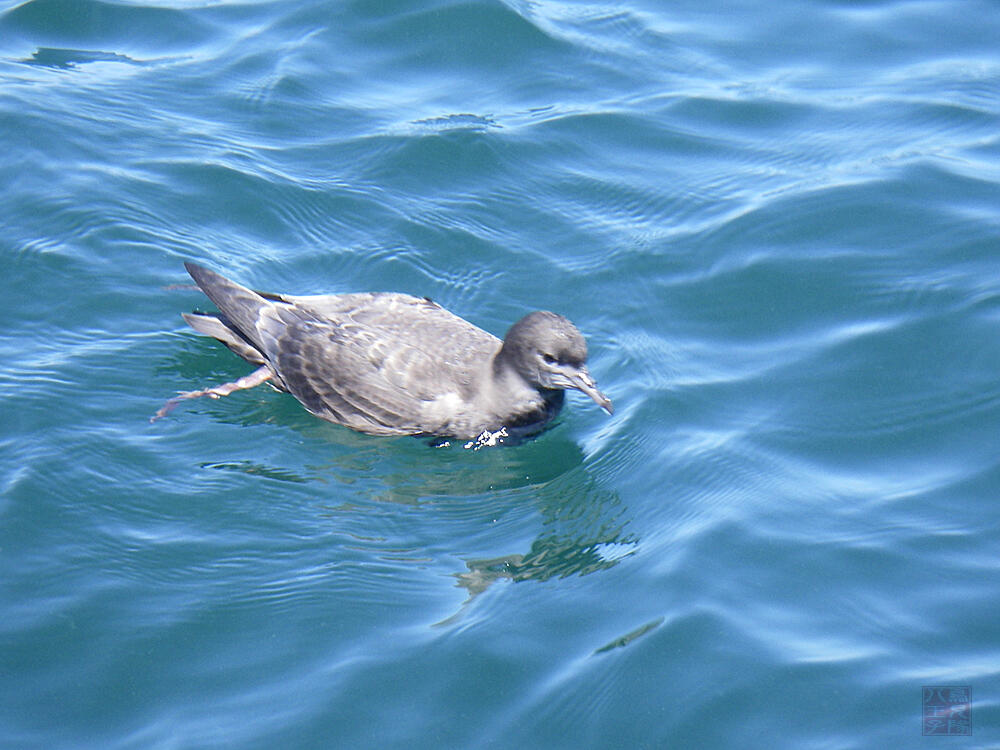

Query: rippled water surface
left=2, top=0, right=999, bottom=747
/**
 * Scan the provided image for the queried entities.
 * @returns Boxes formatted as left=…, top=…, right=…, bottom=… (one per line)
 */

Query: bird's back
left=267, top=290, right=501, bottom=403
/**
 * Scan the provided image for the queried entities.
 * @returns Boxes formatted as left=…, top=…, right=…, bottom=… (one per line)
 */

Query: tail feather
left=184, top=263, right=271, bottom=354
left=181, top=312, right=267, bottom=365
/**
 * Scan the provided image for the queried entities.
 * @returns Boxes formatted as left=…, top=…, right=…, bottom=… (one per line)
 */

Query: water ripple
left=3, top=0, right=1000, bottom=746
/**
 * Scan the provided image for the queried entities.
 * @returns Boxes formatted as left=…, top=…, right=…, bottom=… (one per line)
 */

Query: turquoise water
left=2, top=0, right=999, bottom=746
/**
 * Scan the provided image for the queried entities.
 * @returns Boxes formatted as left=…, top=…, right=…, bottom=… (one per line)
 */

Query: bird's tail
left=184, top=263, right=272, bottom=354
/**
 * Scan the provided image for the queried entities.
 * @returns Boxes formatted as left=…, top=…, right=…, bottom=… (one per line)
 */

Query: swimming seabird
left=155, top=263, right=613, bottom=440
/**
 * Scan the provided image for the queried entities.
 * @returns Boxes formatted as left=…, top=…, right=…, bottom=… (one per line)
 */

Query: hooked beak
left=552, top=364, right=614, bottom=415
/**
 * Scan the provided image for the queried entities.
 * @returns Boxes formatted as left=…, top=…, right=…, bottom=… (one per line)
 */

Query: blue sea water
left=2, top=0, right=999, bottom=747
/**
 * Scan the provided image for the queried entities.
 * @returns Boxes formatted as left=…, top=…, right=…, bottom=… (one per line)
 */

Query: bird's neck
left=488, top=353, right=561, bottom=421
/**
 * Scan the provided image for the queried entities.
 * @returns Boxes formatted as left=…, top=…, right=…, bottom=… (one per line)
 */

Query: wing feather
left=267, top=313, right=438, bottom=434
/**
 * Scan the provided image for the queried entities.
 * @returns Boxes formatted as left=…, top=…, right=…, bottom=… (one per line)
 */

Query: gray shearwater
left=155, top=263, right=612, bottom=440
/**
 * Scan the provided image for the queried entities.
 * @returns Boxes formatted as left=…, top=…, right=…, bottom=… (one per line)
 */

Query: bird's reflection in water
left=159, top=363, right=633, bottom=622
left=436, top=471, right=637, bottom=626
left=298, top=416, right=636, bottom=627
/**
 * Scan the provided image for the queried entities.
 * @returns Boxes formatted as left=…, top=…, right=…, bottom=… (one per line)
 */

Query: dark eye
left=542, top=353, right=558, bottom=365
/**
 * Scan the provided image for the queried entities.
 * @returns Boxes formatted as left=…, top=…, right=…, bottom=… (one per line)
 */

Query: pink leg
left=151, top=366, right=273, bottom=421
